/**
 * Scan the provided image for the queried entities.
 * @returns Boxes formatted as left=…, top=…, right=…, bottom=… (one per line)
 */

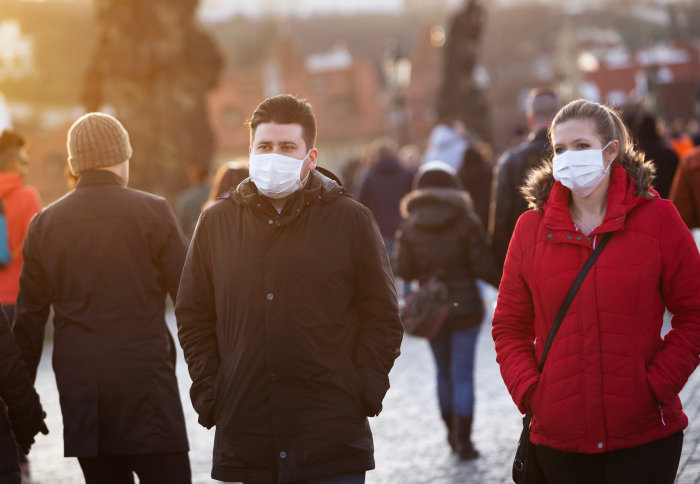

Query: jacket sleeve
left=353, top=206, right=404, bottom=416
left=646, top=201, right=700, bottom=406
left=669, top=157, right=699, bottom=229
left=175, top=211, right=220, bottom=429
left=157, top=199, right=188, bottom=302
left=12, top=215, right=51, bottom=381
left=491, top=214, right=540, bottom=414
left=0, top=307, right=46, bottom=449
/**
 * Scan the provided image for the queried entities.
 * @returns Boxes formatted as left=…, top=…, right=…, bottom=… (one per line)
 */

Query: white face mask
left=249, top=151, right=310, bottom=199
left=552, top=141, right=614, bottom=198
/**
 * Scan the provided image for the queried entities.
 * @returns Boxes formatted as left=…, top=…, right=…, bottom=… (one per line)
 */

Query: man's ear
left=308, top=148, right=318, bottom=171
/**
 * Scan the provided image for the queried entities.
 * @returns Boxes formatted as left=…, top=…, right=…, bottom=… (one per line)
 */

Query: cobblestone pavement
left=23, top=304, right=700, bottom=484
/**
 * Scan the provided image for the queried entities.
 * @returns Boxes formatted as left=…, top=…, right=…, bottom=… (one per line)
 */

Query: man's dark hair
left=0, top=129, right=26, bottom=171
left=246, top=94, right=317, bottom=151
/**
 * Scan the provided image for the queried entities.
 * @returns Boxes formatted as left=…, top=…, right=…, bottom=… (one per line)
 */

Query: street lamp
left=382, top=40, right=411, bottom=146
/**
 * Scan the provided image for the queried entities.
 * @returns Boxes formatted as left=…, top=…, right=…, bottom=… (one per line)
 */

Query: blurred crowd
left=1, top=88, right=700, bottom=484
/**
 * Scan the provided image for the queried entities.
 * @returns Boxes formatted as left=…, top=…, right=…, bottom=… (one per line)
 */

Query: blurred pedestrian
left=422, top=121, right=467, bottom=171
left=13, top=113, right=191, bottom=484
left=490, top=87, right=560, bottom=271
left=456, top=134, right=493, bottom=229
left=631, top=112, right=678, bottom=199
left=0, top=129, right=41, bottom=482
left=394, top=161, right=500, bottom=460
left=175, top=164, right=210, bottom=238
left=176, top=94, right=403, bottom=484
left=201, top=161, right=248, bottom=212
left=493, top=99, right=700, bottom=484
left=669, top=118, right=695, bottom=160
left=358, top=136, right=414, bottom=261
left=0, top=130, right=40, bottom=325
left=0, top=304, right=47, bottom=484
left=670, top=146, right=700, bottom=230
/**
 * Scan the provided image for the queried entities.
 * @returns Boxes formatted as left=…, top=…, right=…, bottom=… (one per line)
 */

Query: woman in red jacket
left=492, top=99, right=700, bottom=484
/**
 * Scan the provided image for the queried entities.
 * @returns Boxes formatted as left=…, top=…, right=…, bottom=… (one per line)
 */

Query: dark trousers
left=536, top=431, right=683, bottom=484
left=77, top=452, right=191, bottom=484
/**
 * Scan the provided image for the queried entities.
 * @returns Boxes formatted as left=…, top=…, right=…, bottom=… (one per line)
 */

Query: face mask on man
left=552, top=141, right=614, bottom=198
left=249, top=151, right=310, bottom=199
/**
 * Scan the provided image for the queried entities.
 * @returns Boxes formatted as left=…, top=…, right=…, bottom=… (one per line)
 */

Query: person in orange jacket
left=0, top=130, right=41, bottom=324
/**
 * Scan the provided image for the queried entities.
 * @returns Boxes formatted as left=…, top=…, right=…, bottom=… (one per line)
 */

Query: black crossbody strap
left=538, top=232, right=612, bottom=373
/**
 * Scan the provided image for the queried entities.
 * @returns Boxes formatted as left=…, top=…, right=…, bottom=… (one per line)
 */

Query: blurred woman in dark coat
left=393, top=161, right=500, bottom=460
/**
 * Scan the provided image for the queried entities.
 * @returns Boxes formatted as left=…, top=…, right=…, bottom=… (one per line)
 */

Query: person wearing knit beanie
left=67, top=113, right=132, bottom=177
left=13, top=113, right=191, bottom=482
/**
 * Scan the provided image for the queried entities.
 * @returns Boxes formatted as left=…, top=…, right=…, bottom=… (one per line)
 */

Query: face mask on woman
left=552, top=141, right=614, bottom=198
left=249, top=151, right=310, bottom=199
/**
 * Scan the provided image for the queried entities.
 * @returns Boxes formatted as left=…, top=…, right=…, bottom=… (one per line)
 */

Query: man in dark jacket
left=176, top=94, right=403, bottom=484
left=489, top=88, right=560, bottom=271
left=13, top=113, right=191, bottom=483
left=357, top=137, right=413, bottom=261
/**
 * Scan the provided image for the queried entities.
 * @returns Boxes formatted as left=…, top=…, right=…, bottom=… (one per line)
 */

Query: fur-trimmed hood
left=522, top=156, right=656, bottom=211
left=400, top=187, right=474, bottom=230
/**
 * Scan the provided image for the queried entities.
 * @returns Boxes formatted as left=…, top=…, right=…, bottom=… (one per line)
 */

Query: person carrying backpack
left=0, top=130, right=40, bottom=325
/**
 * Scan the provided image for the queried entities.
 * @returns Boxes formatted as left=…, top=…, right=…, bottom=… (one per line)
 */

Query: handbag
left=512, top=232, right=612, bottom=484
left=400, top=270, right=451, bottom=338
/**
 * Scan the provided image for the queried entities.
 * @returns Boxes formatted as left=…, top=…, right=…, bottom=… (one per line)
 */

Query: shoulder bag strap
left=538, top=232, right=612, bottom=372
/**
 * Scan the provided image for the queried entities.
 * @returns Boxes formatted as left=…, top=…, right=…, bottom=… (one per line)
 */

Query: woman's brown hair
left=522, top=99, right=656, bottom=210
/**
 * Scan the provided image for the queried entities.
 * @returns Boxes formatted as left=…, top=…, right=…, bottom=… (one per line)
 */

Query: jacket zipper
left=659, top=404, right=666, bottom=426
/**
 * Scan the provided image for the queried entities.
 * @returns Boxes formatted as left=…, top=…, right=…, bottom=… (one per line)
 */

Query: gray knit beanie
left=67, top=112, right=132, bottom=175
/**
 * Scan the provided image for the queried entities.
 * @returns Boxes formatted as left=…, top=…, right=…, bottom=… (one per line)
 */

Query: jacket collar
left=543, top=163, right=656, bottom=238
left=76, top=169, right=125, bottom=188
left=231, top=170, right=345, bottom=225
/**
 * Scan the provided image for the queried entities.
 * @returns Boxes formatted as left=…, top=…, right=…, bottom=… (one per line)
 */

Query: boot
left=455, top=416, right=479, bottom=460
left=441, top=412, right=457, bottom=452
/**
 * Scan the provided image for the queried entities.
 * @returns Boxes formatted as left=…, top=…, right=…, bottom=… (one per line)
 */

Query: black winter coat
left=490, top=128, right=551, bottom=271
left=394, top=188, right=500, bottom=330
left=457, top=145, right=492, bottom=230
left=13, top=170, right=189, bottom=457
left=176, top=171, right=403, bottom=483
left=357, top=155, right=414, bottom=236
left=0, top=305, right=44, bottom=476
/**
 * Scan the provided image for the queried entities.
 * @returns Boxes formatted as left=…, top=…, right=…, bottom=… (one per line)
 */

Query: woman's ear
left=606, top=140, right=620, bottom=166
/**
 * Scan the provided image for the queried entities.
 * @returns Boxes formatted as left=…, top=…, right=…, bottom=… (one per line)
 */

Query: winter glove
left=10, top=402, right=48, bottom=455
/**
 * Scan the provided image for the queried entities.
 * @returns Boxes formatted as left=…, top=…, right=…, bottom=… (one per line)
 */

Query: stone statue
left=82, top=0, right=222, bottom=196
left=437, top=0, right=490, bottom=139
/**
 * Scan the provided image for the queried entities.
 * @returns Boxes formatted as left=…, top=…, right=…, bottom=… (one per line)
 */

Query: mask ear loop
left=602, top=140, right=617, bottom=173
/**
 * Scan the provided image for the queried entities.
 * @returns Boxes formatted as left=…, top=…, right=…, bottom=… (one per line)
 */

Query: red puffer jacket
left=492, top=163, right=700, bottom=454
